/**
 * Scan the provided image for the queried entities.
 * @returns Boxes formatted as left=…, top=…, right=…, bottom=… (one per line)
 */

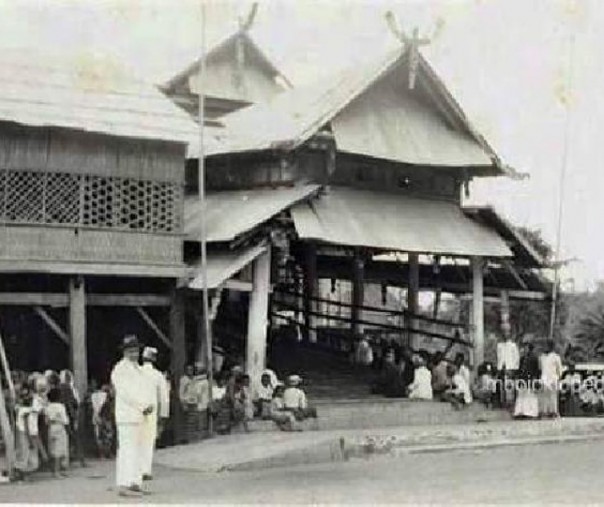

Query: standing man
left=140, top=347, right=169, bottom=481
left=496, top=334, right=520, bottom=408
left=540, top=340, right=563, bottom=418
left=111, top=335, right=153, bottom=497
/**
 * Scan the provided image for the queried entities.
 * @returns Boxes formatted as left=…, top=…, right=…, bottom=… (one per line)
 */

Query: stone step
left=235, top=400, right=510, bottom=434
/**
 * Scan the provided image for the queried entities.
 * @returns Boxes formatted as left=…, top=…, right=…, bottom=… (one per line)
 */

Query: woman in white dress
left=408, top=356, right=433, bottom=400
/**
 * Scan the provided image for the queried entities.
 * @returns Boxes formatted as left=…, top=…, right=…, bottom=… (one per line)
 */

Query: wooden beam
left=33, top=306, right=69, bottom=345
left=136, top=307, right=171, bottom=349
left=88, top=294, right=171, bottom=307
left=69, top=277, right=88, bottom=399
left=246, top=249, right=271, bottom=383
left=502, top=260, right=529, bottom=290
left=471, top=257, right=485, bottom=368
left=408, top=253, right=420, bottom=348
left=352, top=250, right=365, bottom=338
left=223, top=279, right=253, bottom=292
left=304, top=243, right=318, bottom=343
left=169, top=286, right=186, bottom=444
left=0, top=374, right=16, bottom=477
left=0, top=293, right=171, bottom=307
left=0, top=293, right=68, bottom=307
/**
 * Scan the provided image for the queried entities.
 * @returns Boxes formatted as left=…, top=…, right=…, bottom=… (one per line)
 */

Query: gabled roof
left=162, top=30, right=292, bottom=98
left=0, top=53, right=198, bottom=144
left=199, top=45, right=510, bottom=174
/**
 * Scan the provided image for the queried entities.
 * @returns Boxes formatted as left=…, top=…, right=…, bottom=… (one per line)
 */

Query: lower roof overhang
left=291, top=187, right=512, bottom=258
left=187, top=243, right=267, bottom=290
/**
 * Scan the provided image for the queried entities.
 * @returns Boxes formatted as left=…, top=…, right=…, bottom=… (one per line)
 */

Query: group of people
left=178, top=362, right=318, bottom=439
left=370, top=340, right=473, bottom=409
left=480, top=337, right=565, bottom=419
left=7, top=369, right=87, bottom=481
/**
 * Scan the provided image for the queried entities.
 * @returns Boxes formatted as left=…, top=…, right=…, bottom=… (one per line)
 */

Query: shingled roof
left=0, top=52, right=198, bottom=144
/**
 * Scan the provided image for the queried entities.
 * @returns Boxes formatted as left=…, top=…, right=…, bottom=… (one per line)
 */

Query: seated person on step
left=472, top=362, right=497, bottom=408
left=408, top=355, right=433, bottom=400
left=283, top=375, right=317, bottom=420
left=210, top=374, right=231, bottom=434
left=442, top=364, right=473, bottom=410
left=431, top=352, right=452, bottom=399
left=270, top=383, right=297, bottom=431
left=254, top=372, right=275, bottom=419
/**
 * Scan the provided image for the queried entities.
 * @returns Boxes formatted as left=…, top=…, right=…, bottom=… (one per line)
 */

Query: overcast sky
left=0, top=0, right=600, bottom=289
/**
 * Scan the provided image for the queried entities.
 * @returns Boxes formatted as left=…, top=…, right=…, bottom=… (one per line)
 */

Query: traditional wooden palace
left=0, top=19, right=548, bottom=438
left=175, top=23, right=548, bottom=387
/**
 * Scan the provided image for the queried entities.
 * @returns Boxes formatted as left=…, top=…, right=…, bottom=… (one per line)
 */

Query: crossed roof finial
left=385, top=11, right=431, bottom=90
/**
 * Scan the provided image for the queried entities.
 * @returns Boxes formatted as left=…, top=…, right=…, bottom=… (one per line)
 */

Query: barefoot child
left=45, top=388, right=70, bottom=477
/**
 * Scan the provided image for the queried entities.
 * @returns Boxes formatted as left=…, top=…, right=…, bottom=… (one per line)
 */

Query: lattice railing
left=0, top=169, right=182, bottom=234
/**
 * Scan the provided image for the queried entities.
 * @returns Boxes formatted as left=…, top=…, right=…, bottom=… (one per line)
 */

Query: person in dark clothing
left=514, top=343, right=540, bottom=419
left=378, top=349, right=406, bottom=398
left=398, top=348, right=415, bottom=395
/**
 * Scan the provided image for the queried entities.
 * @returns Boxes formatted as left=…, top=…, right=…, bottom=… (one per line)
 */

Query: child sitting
left=283, top=375, right=317, bottom=420
left=44, top=388, right=69, bottom=477
left=254, top=373, right=274, bottom=419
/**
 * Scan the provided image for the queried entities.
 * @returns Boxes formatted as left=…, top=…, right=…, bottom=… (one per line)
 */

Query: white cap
left=142, top=347, right=158, bottom=361
left=287, top=374, right=302, bottom=385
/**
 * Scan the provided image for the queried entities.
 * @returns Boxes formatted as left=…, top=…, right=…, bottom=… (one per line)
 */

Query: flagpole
left=198, top=0, right=213, bottom=436
left=549, top=27, right=576, bottom=341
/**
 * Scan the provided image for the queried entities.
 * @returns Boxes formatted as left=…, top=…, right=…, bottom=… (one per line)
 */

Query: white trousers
left=140, top=412, right=158, bottom=476
left=116, top=423, right=144, bottom=488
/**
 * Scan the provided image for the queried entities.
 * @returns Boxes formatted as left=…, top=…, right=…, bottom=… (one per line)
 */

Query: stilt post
left=351, top=249, right=365, bottom=339
left=169, top=286, right=186, bottom=444
left=246, top=248, right=271, bottom=384
left=69, top=276, right=87, bottom=399
left=303, top=243, right=318, bottom=343
left=408, top=253, right=420, bottom=349
left=471, top=257, right=485, bottom=367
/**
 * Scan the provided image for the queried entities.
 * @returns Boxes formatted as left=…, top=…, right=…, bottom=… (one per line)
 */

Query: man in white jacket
left=111, top=335, right=153, bottom=497
left=140, top=346, right=170, bottom=481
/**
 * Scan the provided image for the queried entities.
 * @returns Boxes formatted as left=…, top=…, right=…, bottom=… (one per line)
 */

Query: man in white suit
left=111, top=335, right=153, bottom=497
left=140, top=346, right=170, bottom=481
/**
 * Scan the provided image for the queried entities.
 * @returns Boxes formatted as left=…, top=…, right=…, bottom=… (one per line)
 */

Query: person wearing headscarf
left=14, top=386, right=41, bottom=481
left=408, top=355, right=433, bottom=400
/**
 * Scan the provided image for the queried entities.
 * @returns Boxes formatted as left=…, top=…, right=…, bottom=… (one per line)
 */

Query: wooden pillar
left=351, top=249, right=365, bottom=338
left=303, top=243, right=318, bottom=343
left=246, top=248, right=271, bottom=383
left=169, top=286, right=186, bottom=444
left=471, top=257, right=485, bottom=368
left=68, top=277, right=87, bottom=398
left=195, top=310, right=208, bottom=369
left=500, top=290, right=511, bottom=338
left=408, top=253, right=420, bottom=349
